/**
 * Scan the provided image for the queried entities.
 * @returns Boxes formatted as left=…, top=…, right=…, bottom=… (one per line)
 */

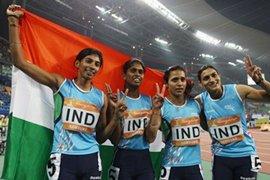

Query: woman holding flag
left=106, top=59, right=165, bottom=180
left=7, top=4, right=119, bottom=180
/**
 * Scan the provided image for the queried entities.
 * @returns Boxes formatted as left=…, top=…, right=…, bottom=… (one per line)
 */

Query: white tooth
left=134, top=78, right=140, bottom=82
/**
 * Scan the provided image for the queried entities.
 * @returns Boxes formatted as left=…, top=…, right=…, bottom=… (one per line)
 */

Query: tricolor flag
left=2, top=10, right=164, bottom=180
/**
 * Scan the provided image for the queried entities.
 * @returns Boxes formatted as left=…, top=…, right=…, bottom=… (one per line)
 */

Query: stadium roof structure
left=1, top=0, right=270, bottom=91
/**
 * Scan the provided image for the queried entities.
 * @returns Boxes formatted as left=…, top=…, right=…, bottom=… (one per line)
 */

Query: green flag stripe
left=2, top=116, right=53, bottom=180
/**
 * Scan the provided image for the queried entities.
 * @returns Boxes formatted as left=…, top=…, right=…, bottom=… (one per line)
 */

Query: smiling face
left=75, top=54, right=101, bottom=80
left=199, top=67, right=222, bottom=93
left=123, top=61, right=145, bottom=88
left=167, top=69, right=187, bottom=98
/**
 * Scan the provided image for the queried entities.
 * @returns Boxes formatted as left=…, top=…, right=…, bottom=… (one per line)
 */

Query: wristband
left=8, top=23, right=19, bottom=27
left=10, top=42, right=22, bottom=47
left=255, top=78, right=264, bottom=85
left=7, top=14, right=19, bottom=19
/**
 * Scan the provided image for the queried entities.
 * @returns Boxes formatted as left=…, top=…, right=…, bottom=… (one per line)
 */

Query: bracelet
left=10, top=42, right=22, bottom=46
left=151, top=108, right=161, bottom=114
left=255, top=75, right=264, bottom=85
left=7, top=14, right=19, bottom=19
left=9, top=23, right=19, bottom=27
left=255, top=79, right=264, bottom=85
left=149, top=123, right=160, bottom=130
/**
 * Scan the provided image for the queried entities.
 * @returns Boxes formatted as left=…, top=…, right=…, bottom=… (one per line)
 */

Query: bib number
left=47, top=153, right=61, bottom=180
left=108, top=165, right=120, bottom=180
left=251, top=155, right=261, bottom=172
left=160, top=166, right=171, bottom=180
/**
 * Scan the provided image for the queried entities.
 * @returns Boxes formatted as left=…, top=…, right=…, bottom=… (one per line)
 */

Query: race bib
left=160, top=166, right=171, bottom=180
left=62, top=98, right=100, bottom=133
left=122, top=110, right=152, bottom=139
left=171, top=117, right=200, bottom=146
left=251, top=155, right=261, bottom=172
left=208, top=115, right=244, bottom=145
left=47, top=153, right=61, bottom=180
left=108, top=165, right=120, bottom=180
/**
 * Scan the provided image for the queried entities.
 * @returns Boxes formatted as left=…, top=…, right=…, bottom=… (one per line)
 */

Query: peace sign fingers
left=153, top=83, right=165, bottom=109
left=244, top=56, right=264, bottom=83
left=105, top=83, right=118, bottom=106
left=117, top=88, right=129, bottom=102
left=115, top=89, right=128, bottom=118
left=105, top=83, right=113, bottom=94
left=244, top=55, right=253, bottom=67
left=155, top=83, right=166, bottom=98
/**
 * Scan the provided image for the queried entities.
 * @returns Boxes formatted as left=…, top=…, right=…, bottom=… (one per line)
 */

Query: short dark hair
left=197, top=65, right=218, bottom=82
left=76, top=48, right=103, bottom=67
left=123, top=58, right=145, bottom=74
left=163, top=65, right=186, bottom=83
left=163, top=65, right=194, bottom=97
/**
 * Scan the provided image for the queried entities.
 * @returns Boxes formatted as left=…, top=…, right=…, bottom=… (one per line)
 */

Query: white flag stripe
left=11, top=68, right=54, bottom=130
left=150, top=131, right=164, bottom=152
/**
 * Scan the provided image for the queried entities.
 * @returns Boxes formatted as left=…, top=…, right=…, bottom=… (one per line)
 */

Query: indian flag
left=2, top=68, right=54, bottom=180
left=2, top=9, right=164, bottom=180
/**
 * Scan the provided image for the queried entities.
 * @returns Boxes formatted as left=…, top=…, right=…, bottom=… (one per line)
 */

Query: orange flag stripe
left=20, top=10, right=164, bottom=95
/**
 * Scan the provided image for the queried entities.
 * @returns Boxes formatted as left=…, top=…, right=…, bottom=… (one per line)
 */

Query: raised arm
left=145, top=83, right=165, bottom=143
left=7, top=5, right=64, bottom=92
left=96, top=85, right=128, bottom=145
left=95, top=95, right=111, bottom=144
left=109, top=99, right=127, bottom=145
left=237, top=56, right=270, bottom=102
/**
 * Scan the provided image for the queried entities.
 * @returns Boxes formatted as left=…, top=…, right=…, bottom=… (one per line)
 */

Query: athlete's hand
left=105, top=83, right=118, bottom=107
left=185, top=79, right=194, bottom=96
left=105, top=83, right=128, bottom=119
left=152, top=83, right=165, bottom=109
left=7, top=4, right=24, bottom=19
left=244, top=56, right=263, bottom=84
left=115, top=89, right=128, bottom=120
